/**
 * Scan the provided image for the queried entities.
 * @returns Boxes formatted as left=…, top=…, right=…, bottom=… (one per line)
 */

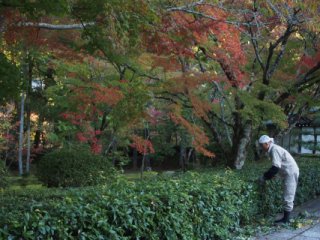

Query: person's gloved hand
left=257, top=175, right=266, bottom=185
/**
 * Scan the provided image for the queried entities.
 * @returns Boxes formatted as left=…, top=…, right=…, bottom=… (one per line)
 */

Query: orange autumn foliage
left=130, top=135, right=155, bottom=155
left=170, top=113, right=214, bottom=158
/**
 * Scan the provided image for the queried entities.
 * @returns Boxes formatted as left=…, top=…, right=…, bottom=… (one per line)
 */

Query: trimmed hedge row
left=239, top=158, right=320, bottom=215
left=1, top=159, right=320, bottom=239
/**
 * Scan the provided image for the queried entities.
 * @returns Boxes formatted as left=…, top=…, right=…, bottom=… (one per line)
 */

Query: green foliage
left=0, top=53, right=20, bottom=103
left=0, top=172, right=255, bottom=239
left=2, top=158, right=320, bottom=239
left=109, top=79, right=150, bottom=130
left=238, top=158, right=320, bottom=216
left=238, top=91, right=287, bottom=129
left=2, top=0, right=70, bottom=18
left=0, top=161, right=8, bottom=189
left=35, top=145, right=117, bottom=187
left=77, top=0, right=158, bottom=60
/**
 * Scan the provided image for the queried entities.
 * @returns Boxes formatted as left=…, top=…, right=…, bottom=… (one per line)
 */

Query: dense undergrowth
left=1, top=158, right=320, bottom=239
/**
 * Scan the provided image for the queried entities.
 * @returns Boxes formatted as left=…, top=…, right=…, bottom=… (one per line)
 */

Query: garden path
left=254, top=197, right=320, bottom=240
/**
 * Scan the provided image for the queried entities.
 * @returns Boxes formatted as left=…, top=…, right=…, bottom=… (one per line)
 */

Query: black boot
left=275, top=211, right=290, bottom=224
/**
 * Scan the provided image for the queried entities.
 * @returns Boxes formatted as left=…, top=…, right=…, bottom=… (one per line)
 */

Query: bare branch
left=17, top=22, right=95, bottom=30
left=248, top=15, right=265, bottom=71
left=268, top=27, right=295, bottom=77
left=298, top=61, right=320, bottom=86
left=266, top=0, right=285, bottom=21
left=275, top=61, right=320, bottom=104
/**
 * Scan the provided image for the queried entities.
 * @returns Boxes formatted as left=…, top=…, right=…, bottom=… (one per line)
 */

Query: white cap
left=258, top=135, right=274, bottom=144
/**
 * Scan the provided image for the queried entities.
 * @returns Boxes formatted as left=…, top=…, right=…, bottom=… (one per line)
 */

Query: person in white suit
left=258, top=135, right=299, bottom=223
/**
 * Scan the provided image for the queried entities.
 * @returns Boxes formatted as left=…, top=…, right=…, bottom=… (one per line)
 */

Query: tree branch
left=296, top=61, right=320, bottom=87
left=268, top=27, right=295, bottom=78
left=247, top=17, right=265, bottom=71
left=274, top=61, right=320, bottom=104
left=17, top=22, right=95, bottom=30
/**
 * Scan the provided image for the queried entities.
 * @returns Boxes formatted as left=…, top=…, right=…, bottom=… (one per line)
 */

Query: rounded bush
left=36, top=146, right=116, bottom=187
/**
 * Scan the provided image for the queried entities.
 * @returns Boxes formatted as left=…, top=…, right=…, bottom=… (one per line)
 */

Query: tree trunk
left=34, top=115, right=43, bottom=148
left=25, top=59, right=33, bottom=174
left=112, top=139, right=117, bottom=166
left=179, top=145, right=186, bottom=171
left=4, top=128, right=9, bottom=166
left=26, top=110, right=31, bottom=173
left=233, top=122, right=252, bottom=169
left=145, top=154, right=151, bottom=171
left=140, top=153, right=145, bottom=179
left=18, top=93, right=25, bottom=175
left=140, top=126, right=149, bottom=178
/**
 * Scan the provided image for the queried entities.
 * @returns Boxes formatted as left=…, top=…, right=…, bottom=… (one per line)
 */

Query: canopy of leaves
left=0, top=53, right=20, bottom=103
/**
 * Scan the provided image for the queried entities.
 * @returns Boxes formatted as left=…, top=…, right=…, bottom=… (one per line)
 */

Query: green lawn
left=5, top=174, right=45, bottom=191
left=4, top=170, right=160, bottom=191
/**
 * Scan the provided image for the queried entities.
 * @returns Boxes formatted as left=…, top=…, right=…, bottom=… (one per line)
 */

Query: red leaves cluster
left=298, top=51, right=320, bottom=74
left=61, top=112, right=87, bottom=126
left=146, top=5, right=247, bottom=89
left=90, top=83, right=123, bottom=107
left=170, top=113, right=215, bottom=158
left=61, top=82, right=123, bottom=154
left=75, top=130, right=102, bottom=154
left=76, top=130, right=101, bottom=143
left=130, top=135, right=155, bottom=155
left=189, top=95, right=212, bottom=121
left=71, top=83, right=123, bottom=108
left=61, top=111, right=103, bottom=154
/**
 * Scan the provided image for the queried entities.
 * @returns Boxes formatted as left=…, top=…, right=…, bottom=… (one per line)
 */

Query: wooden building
left=280, top=115, right=320, bottom=156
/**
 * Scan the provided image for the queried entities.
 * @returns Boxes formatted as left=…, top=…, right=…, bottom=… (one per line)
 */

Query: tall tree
left=146, top=0, right=320, bottom=168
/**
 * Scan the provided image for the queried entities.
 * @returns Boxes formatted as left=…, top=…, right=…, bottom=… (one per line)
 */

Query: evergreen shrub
left=35, top=146, right=116, bottom=187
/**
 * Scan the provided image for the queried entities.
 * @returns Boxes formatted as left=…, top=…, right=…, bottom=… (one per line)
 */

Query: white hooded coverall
left=268, top=143, right=299, bottom=212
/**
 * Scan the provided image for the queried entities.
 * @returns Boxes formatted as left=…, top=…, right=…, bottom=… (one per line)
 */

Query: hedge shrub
left=35, top=146, right=117, bottom=187
left=0, top=173, right=255, bottom=239
left=238, top=158, right=320, bottom=216
left=1, top=158, right=320, bottom=239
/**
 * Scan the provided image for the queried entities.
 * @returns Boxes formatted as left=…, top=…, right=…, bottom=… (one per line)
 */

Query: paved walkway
left=253, top=197, right=320, bottom=240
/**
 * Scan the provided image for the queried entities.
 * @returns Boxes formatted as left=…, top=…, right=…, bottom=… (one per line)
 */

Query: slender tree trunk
left=140, top=153, right=146, bottom=179
left=4, top=128, right=9, bottom=166
left=18, top=93, right=25, bottom=175
left=233, top=122, right=252, bottom=169
left=229, top=94, right=252, bottom=169
left=179, top=145, right=186, bottom=171
left=145, top=154, right=151, bottom=171
left=26, top=111, right=31, bottom=173
left=313, top=127, right=317, bottom=155
left=140, top=125, right=149, bottom=178
left=187, top=148, right=194, bottom=167
left=34, top=115, right=43, bottom=148
left=112, top=139, right=117, bottom=166
left=25, top=59, right=33, bottom=174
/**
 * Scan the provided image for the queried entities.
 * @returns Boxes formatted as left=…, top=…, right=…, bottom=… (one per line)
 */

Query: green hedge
left=35, top=146, right=117, bottom=187
left=238, top=158, right=320, bottom=216
left=1, top=159, right=320, bottom=239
